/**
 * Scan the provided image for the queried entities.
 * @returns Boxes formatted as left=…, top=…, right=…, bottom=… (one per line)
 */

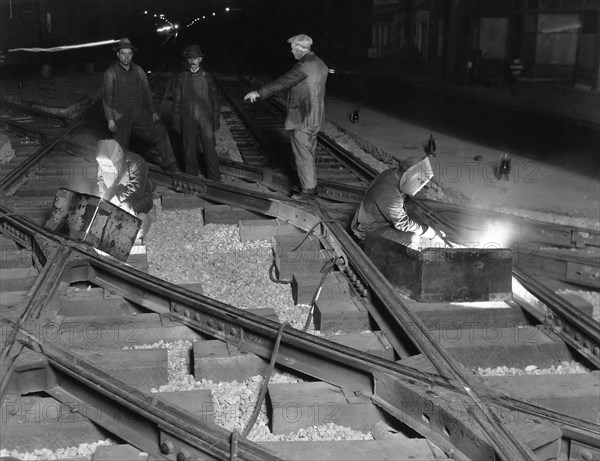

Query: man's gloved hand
left=113, top=184, right=127, bottom=202
left=421, top=227, right=437, bottom=239
left=244, top=91, right=260, bottom=103
left=97, top=181, right=106, bottom=197
left=107, top=120, right=116, bottom=133
left=430, top=234, right=448, bottom=247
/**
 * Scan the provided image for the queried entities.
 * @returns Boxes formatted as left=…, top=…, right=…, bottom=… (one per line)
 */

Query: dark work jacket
left=258, top=52, right=328, bottom=130
left=98, top=151, right=154, bottom=214
left=172, top=67, right=221, bottom=130
left=351, top=168, right=426, bottom=239
left=103, top=62, right=155, bottom=122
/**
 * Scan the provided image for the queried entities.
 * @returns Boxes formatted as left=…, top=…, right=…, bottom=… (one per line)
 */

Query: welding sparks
left=8, top=39, right=119, bottom=53
left=476, top=221, right=514, bottom=248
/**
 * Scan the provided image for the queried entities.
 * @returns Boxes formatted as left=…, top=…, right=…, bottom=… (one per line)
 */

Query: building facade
left=370, top=0, right=600, bottom=90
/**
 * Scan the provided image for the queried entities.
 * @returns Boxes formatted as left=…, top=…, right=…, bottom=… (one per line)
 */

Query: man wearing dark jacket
left=244, top=34, right=328, bottom=199
left=351, top=157, right=447, bottom=249
left=172, top=44, right=221, bottom=180
left=103, top=38, right=180, bottom=174
left=96, top=139, right=154, bottom=239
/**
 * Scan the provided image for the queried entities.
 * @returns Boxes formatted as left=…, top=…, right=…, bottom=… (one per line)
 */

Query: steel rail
left=0, top=99, right=101, bottom=196
left=513, top=267, right=600, bottom=368
left=1, top=201, right=599, bottom=459
left=0, top=244, right=72, bottom=399
left=214, top=75, right=598, bottom=460
left=13, top=325, right=283, bottom=461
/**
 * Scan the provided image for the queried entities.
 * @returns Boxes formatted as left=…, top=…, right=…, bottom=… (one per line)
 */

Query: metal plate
left=44, top=188, right=140, bottom=261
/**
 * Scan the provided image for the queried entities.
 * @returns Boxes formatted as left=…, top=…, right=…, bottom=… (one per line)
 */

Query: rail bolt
left=177, top=449, right=192, bottom=461
left=184, top=309, right=190, bottom=317
left=580, top=449, right=593, bottom=460
left=160, top=441, right=174, bottom=454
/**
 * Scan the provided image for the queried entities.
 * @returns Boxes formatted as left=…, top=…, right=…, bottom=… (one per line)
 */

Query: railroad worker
left=172, top=44, right=222, bottom=180
left=243, top=34, right=328, bottom=200
left=351, top=156, right=447, bottom=249
left=96, top=139, right=154, bottom=239
left=103, top=37, right=181, bottom=174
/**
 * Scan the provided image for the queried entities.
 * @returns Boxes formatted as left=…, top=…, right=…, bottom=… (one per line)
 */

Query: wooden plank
left=268, top=382, right=393, bottom=435
left=272, top=233, right=323, bottom=281
left=161, top=194, right=209, bottom=210
left=431, top=327, right=576, bottom=368
left=323, top=332, right=394, bottom=361
left=239, top=219, right=301, bottom=243
left=0, top=267, right=38, bottom=279
left=406, top=302, right=532, bottom=329
left=48, top=314, right=201, bottom=349
left=258, top=439, right=445, bottom=460
left=291, top=271, right=352, bottom=305
left=157, top=390, right=215, bottom=424
left=486, top=372, right=600, bottom=423
left=92, top=444, right=148, bottom=461
left=203, top=204, right=266, bottom=224
left=1, top=396, right=110, bottom=452
left=314, top=298, right=371, bottom=333
left=193, top=340, right=269, bottom=382
left=75, top=349, right=168, bottom=391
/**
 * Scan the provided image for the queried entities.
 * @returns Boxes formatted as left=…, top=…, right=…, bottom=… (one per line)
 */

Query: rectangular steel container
left=44, top=187, right=140, bottom=261
left=364, top=232, right=513, bottom=302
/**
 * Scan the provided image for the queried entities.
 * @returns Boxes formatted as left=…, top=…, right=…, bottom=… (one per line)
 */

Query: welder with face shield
left=351, top=156, right=447, bottom=249
left=96, top=139, right=154, bottom=239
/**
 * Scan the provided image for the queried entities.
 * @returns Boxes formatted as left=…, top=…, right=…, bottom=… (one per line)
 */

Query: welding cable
left=240, top=321, right=289, bottom=438
left=268, top=259, right=292, bottom=284
left=290, top=219, right=344, bottom=252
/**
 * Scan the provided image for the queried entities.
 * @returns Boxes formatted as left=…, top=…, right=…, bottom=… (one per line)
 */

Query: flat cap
left=113, top=37, right=137, bottom=51
left=288, top=34, right=313, bottom=50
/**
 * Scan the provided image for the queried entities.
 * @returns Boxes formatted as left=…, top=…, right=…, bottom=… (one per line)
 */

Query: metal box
left=44, top=187, right=140, bottom=261
left=364, top=232, right=513, bottom=302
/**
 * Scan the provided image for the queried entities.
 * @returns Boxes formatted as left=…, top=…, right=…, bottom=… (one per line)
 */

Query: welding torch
left=83, top=192, right=105, bottom=240
left=82, top=184, right=121, bottom=240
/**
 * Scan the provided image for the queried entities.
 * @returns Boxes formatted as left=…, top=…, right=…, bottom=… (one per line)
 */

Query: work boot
left=164, top=162, right=182, bottom=174
left=291, top=188, right=318, bottom=200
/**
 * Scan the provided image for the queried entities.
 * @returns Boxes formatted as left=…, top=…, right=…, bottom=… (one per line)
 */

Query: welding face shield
left=398, top=156, right=434, bottom=196
left=96, top=139, right=125, bottom=189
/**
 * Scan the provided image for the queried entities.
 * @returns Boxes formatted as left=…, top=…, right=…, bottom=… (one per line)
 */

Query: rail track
left=1, top=72, right=599, bottom=461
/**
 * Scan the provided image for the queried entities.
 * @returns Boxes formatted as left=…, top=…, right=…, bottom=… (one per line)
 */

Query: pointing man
left=244, top=34, right=328, bottom=199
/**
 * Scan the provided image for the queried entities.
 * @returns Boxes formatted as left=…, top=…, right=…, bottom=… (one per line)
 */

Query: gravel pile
left=478, top=361, right=590, bottom=376
left=145, top=202, right=313, bottom=330
left=0, top=440, right=115, bottom=461
left=127, top=340, right=372, bottom=442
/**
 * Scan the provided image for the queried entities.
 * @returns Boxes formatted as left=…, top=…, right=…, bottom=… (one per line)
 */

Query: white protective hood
left=399, top=156, right=434, bottom=196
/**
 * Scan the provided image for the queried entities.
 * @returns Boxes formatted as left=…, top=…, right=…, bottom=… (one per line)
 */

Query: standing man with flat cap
left=172, top=44, right=222, bottom=180
left=103, top=38, right=181, bottom=174
left=244, top=34, right=328, bottom=199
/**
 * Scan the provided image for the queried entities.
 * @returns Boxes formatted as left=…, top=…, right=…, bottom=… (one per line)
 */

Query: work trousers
left=290, top=126, right=320, bottom=191
left=114, top=110, right=177, bottom=168
left=181, top=119, right=220, bottom=180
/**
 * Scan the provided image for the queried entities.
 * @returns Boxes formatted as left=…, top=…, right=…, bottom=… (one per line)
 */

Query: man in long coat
left=172, top=44, right=221, bottom=180
left=244, top=34, right=328, bottom=199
